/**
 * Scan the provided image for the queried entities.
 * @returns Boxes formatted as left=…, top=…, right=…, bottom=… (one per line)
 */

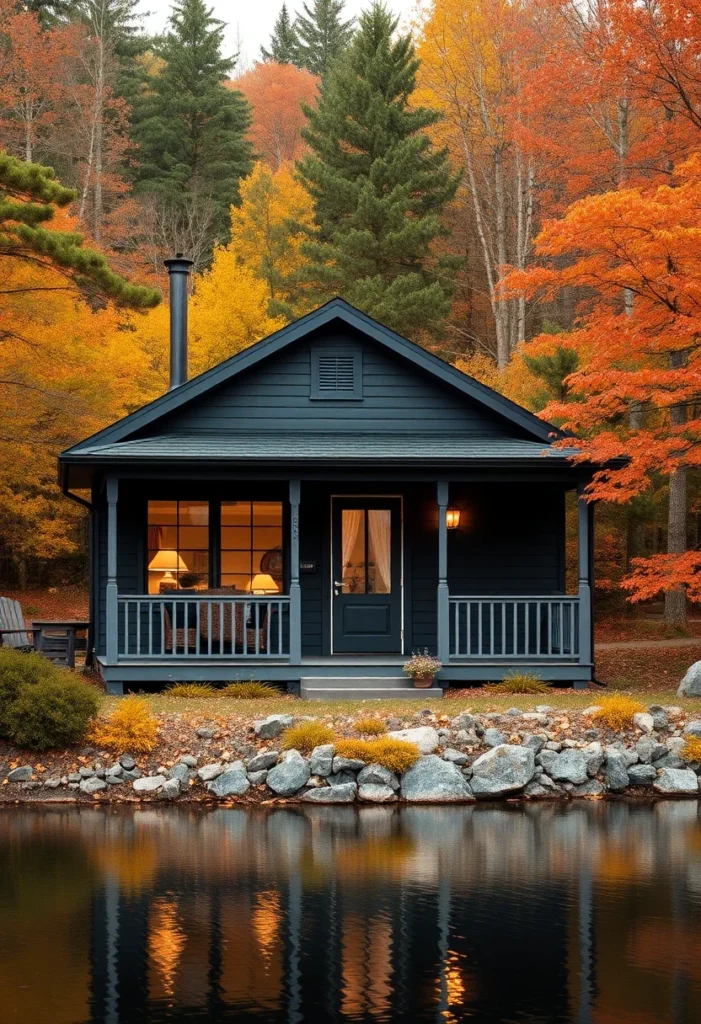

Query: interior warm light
left=246, top=573, right=279, bottom=594
left=446, top=504, right=461, bottom=530
left=148, top=550, right=188, bottom=589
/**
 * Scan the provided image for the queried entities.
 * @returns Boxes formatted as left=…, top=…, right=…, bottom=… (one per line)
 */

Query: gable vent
left=318, top=355, right=355, bottom=391
left=311, top=349, right=362, bottom=400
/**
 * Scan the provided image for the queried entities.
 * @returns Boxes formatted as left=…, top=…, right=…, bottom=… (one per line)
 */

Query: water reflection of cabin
left=59, top=262, right=604, bottom=695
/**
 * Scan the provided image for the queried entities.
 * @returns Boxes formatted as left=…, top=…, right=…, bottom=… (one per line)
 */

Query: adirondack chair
left=0, top=596, right=39, bottom=651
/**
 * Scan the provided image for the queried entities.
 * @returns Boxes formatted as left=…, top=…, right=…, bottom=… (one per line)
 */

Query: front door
left=332, top=498, right=402, bottom=653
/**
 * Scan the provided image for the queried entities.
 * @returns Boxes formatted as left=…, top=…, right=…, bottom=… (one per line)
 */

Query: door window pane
left=341, top=509, right=366, bottom=593
left=367, top=510, right=391, bottom=594
left=147, top=501, right=209, bottom=593
left=221, top=501, right=283, bottom=593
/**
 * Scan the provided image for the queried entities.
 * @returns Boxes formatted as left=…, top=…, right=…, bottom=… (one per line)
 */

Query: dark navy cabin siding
left=147, top=326, right=518, bottom=438
left=96, top=488, right=142, bottom=657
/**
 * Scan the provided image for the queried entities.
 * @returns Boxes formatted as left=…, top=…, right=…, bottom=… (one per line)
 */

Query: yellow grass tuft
left=167, top=683, right=219, bottom=698
left=681, top=736, right=701, bottom=763
left=353, top=717, right=388, bottom=736
left=335, top=737, right=420, bottom=774
left=222, top=681, right=279, bottom=699
left=91, top=696, right=158, bottom=753
left=592, top=695, right=645, bottom=731
left=281, top=719, right=335, bottom=753
left=485, top=674, right=549, bottom=695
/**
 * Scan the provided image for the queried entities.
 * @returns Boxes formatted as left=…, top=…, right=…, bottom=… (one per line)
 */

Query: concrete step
left=301, top=676, right=411, bottom=689
left=301, top=685, right=443, bottom=701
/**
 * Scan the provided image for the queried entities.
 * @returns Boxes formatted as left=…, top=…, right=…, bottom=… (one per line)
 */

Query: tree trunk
left=664, top=350, right=688, bottom=626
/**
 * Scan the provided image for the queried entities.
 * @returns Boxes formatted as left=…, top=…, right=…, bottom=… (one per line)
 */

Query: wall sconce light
left=446, top=504, right=461, bottom=530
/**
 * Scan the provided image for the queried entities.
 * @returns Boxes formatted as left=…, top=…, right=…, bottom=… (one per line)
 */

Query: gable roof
left=62, top=297, right=561, bottom=457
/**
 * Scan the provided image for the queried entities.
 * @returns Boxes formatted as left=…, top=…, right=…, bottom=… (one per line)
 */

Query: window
left=341, top=508, right=391, bottom=594
left=147, top=501, right=209, bottom=594
left=310, top=350, right=362, bottom=400
left=221, top=501, right=283, bottom=593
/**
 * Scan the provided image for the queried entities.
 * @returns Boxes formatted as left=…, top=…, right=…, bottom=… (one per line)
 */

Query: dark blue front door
left=332, top=498, right=402, bottom=653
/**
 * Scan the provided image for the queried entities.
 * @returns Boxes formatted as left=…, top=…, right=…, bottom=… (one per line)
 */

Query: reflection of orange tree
left=251, top=891, right=282, bottom=963
left=91, top=836, right=159, bottom=894
left=149, top=897, right=186, bottom=999
left=335, top=836, right=415, bottom=881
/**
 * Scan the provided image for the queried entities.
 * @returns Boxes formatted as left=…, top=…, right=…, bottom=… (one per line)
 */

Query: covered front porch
left=96, top=473, right=594, bottom=695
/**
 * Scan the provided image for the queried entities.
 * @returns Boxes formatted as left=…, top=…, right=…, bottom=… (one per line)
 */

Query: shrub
left=2, top=676, right=99, bottom=751
left=486, top=673, right=549, bottom=695
left=167, top=683, right=219, bottom=698
left=592, top=695, right=645, bottom=731
left=0, top=648, right=63, bottom=734
left=682, top=736, right=701, bottom=763
left=91, top=697, right=158, bottom=753
left=335, top=737, right=420, bottom=774
left=353, top=717, right=388, bottom=736
left=223, top=681, right=279, bottom=699
left=281, top=719, right=335, bottom=753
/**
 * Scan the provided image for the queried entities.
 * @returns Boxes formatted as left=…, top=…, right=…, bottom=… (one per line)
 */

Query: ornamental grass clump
left=335, top=737, right=420, bottom=773
left=682, top=736, right=701, bottom=763
left=223, top=681, right=279, bottom=699
left=281, top=720, right=335, bottom=753
left=592, top=695, right=645, bottom=731
left=353, top=717, right=388, bottom=736
left=485, top=673, right=549, bottom=695
left=91, top=696, right=158, bottom=753
left=167, top=683, right=219, bottom=698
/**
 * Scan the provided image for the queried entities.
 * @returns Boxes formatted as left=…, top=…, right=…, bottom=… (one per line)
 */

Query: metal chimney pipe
left=164, top=253, right=194, bottom=390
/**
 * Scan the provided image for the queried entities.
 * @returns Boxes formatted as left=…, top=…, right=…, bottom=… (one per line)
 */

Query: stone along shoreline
left=4, top=699, right=701, bottom=804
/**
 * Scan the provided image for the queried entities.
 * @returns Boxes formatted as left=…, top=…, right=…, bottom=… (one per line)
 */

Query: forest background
left=2, top=0, right=701, bottom=629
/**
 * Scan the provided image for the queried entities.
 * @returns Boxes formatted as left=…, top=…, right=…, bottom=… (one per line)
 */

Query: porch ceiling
left=65, top=432, right=579, bottom=464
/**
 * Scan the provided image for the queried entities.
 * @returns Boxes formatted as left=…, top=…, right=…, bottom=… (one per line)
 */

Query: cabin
left=59, top=258, right=599, bottom=697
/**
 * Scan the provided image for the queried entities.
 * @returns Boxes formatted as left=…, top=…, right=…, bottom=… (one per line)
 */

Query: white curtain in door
left=368, top=510, right=391, bottom=593
left=341, top=509, right=364, bottom=586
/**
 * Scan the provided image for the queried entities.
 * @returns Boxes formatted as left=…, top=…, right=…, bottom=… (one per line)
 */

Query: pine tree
left=295, top=0, right=354, bottom=76
left=297, top=3, right=459, bottom=337
left=261, top=4, right=299, bottom=65
left=131, top=0, right=253, bottom=253
left=0, top=152, right=159, bottom=306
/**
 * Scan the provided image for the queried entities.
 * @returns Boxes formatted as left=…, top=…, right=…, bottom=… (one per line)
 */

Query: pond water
left=1, top=803, right=701, bottom=1023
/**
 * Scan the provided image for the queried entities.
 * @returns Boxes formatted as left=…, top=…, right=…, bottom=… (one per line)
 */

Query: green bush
left=0, top=648, right=98, bottom=750
left=3, top=677, right=99, bottom=751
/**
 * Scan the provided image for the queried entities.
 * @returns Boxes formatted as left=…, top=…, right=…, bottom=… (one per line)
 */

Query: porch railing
left=449, top=596, right=580, bottom=659
left=117, top=595, right=290, bottom=659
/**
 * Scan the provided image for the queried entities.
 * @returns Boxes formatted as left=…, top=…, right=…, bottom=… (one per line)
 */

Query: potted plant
left=403, top=649, right=442, bottom=688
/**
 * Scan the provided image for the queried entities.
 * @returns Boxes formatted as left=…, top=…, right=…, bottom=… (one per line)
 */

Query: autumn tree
left=294, top=0, right=354, bottom=77
left=297, top=3, right=459, bottom=337
left=261, top=4, right=299, bottom=65
left=505, top=154, right=701, bottom=624
left=131, top=0, right=253, bottom=259
left=235, top=61, right=319, bottom=170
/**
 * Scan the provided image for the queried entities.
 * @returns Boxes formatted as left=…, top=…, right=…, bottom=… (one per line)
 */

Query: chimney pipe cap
left=164, top=254, right=194, bottom=273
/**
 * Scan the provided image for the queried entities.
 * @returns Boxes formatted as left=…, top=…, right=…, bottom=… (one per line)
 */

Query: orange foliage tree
left=234, top=62, right=319, bottom=170
left=505, top=154, right=701, bottom=622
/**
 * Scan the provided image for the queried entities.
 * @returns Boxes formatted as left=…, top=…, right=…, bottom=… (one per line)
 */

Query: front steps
left=300, top=676, right=443, bottom=700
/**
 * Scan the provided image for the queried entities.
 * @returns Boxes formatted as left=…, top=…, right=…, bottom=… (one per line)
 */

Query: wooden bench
left=0, top=598, right=88, bottom=669
left=0, top=596, right=40, bottom=652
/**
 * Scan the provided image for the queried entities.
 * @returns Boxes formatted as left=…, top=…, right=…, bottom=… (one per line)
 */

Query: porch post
left=577, top=484, right=593, bottom=678
left=289, top=479, right=301, bottom=665
left=106, top=476, right=118, bottom=666
left=437, top=481, right=450, bottom=664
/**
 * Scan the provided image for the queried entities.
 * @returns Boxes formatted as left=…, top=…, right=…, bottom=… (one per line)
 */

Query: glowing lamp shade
left=246, top=573, right=279, bottom=594
left=148, top=549, right=188, bottom=589
left=446, top=504, right=461, bottom=530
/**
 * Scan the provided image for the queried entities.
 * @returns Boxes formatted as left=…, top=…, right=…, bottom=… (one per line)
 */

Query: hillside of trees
left=2, top=0, right=701, bottom=625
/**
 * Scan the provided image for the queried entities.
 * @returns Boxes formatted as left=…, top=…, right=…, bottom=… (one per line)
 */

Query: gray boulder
left=160, top=779, right=181, bottom=799
left=79, top=767, right=95, bottom=778
left=683, top=720, right=701, bottom=737
left=44, top=778, right=61, bottom=790
left=401, top=755, right=474, bottom=803
left=678, top=662, right=701, bottom=697
left=442, top=749, right=468, bottom=766
left=80, top=776, right=107, bottom=794
left=207, top=764, right=250, bottom=798
left=196, top=727, right=215, bottom=739
left=167, top=763, right=190, bottom=785
left=628, top=764, right=658, bottom=787
left=635, top=737, right=655, bottom=763
left=604, top=753, right=630, bottom=792
left=451, top=713, right=475, bottom=731
left=133, top=775, right=167, bottom=793
left=523, top=734, right=546, bottom=755
left=633, top=712, right=655, bottom=734
left=653, top=768, right=699, bottom=794
left=471, top=745, right=535, bottom=796
left=483, top=728, right=506, bottom=748
left=105, top=763, right=122, bottom=778
left=358, top=783, right=397, bottom=803
left=327, top=770, right=356, bottom=787
left=180, top=754, right=198, bottom=768
left=301, top=782, right=357, bottom=803
left=197, top=763, right=223, bottom=782
left=247, top=750, right=280, bottom=772
left=333, top=756, right=366, bottom=773
left=654, top=752, right=685, bottom=770
left=524, top=781, right=561, bottom=799
left=119, top=755, right=136, bottom=770
left=254, top=714, right=294, bottom=739
left=266, top=750, right=310, bottom=796
left=583, top=741, right=604, bottom=776
left=572, top=780, right=606, bottom=798
left=538, top=749, right=588, bottom=785
left=7, top=766, right=33, bottom=782
left=309, top=744, right=334, bottom=776
left=357, top=764, right=399, bottom=790
left=649, top=705, right=669, bottom=731
left=105, top=774, right=123, bottom=786
left=247, top=770, right=268, bottom=785
left=387, top=726, right=439, bottom=754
